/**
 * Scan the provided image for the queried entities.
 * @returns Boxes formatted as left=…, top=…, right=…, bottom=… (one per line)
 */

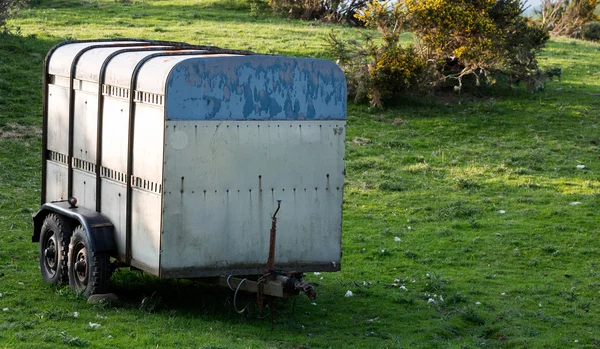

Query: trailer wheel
left=68, top=226, right=111, bottom=297
left=39, top=213, right=72, bottom=284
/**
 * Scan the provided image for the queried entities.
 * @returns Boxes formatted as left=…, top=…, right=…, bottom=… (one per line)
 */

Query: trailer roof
left=48, top=40, right=346, bottom=121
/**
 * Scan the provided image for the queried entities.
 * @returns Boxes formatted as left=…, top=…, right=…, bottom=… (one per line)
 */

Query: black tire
left=68, top=225, right=112, bottom=297
left=39, top=213, right=72, bottom=284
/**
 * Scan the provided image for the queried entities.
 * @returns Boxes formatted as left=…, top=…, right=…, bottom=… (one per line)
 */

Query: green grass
left=1, top=0, right=600, bottom=348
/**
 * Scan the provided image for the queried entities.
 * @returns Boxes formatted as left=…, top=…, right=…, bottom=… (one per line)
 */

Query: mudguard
left=32, top=201, right=116, bottom=253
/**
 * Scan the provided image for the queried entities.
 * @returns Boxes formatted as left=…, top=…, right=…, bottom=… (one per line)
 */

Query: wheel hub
left=43, top=233, right=57, bottom=275
left=75, top=248, right=88, bottom=285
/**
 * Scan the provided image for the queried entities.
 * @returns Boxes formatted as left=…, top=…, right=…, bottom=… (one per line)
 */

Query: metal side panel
left=100, top=180, right=127, bottom=260
left=160, top=120, right=345, bottom=274
left=131, top=189, right=162, bottom=274
left=73, top=90, right=98, bottom=163
left=72, top=169, right=96, bottom=209
left=132, top=103, right=164, bottom=183
left=47, top=84, right=69, bottom=155
left=46, top=162, right=68, bottom=202
left=101, top=97, right=129, bottom=173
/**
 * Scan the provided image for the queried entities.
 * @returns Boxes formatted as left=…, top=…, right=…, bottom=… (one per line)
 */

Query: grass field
left=1, top=0, right=600, bottom=348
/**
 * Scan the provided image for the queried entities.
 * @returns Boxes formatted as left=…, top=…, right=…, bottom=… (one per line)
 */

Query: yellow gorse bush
left=329, top=0, right=550, bottom=106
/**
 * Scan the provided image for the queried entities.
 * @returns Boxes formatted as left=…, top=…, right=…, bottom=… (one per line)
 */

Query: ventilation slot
left=131, top=175, right=162, bottom=194
left=72, top=157, right=96, bottom=174
left=47, top=150, right=68, bottom=165
left=100, top=166, right=127, bottom=184
left=102, top=84, right=130, bottom=100
left=134, top=91, right=164, bottom=106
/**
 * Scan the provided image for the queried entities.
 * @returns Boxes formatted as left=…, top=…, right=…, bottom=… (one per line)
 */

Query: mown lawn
left=1, top=0, right=599, bottom=348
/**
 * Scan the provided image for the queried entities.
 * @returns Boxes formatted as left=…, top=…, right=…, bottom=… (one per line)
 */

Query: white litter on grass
left=311, top=302, right=317, bottom=306
left=2, top=308, right=8, bottom=312
left=501, top=293, right=506, bottom=296
left=366, top=317, right=380, bottom=322
left=394, top=279, right=401, bottom=283
left=539, top=303, right=542, bottom=307
left=394, top=236, right=401, bottom=242
left=574, top=340, right=579, bottom=343
left=73, top=312, right=79, bottom=318
left=407, top=226, right=412, bottom=230
left=427, top=298, right=436, bottom=304
left=313, top=272, right=321, bottom=276
left=576, top=165, right=585, bottom=169
left=88, top=322, right=101, bottom=329
left=439, top=296, right=444, bottom=303
left=475, top=302, right=481, bottom=305
left=344, top=290, right=354, bottom=297
left=107, top=335, right=113, bottom=339
left=17, top=282, right=23, bottom=285
left=498, top=210, right=506, bottom=214
left=399, top=286, right=408, bottom=291
left=0, top=293, right=3, bottom=298
left=363, top=281, right=372, bottom=286
left=570, top=202, right=582, bottom=206
left=320, top=277, right=324, bottom=280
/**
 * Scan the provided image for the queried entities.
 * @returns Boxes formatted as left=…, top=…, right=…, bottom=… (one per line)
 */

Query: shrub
left=582, top=21, right=600, bottom=40
left=1, top=0, right=23, bottom=30
left=266, top=0, right=368, bottom=24
left=535, top=0, right=599, bottom=37
left=328, top=0, right=549, bottom=106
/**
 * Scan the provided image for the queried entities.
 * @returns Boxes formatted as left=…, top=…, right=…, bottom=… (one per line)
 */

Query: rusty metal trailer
left=32, top=39, right=347, bottom=302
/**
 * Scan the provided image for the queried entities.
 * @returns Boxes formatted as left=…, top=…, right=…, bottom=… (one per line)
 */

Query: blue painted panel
left=165, top=55, right=346, bottom=120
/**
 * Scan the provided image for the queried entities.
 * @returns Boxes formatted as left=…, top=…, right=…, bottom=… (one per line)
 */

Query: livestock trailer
left=32, top=39, right=347, bottom=301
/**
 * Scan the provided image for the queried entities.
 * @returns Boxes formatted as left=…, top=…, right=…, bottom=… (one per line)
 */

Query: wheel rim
left=73, top=242, right=88, bottom=289
left=42, top=230, right=58, bottom=277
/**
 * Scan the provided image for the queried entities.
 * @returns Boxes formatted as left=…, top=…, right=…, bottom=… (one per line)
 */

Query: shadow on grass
left=109, top=269, right=301, bottom=324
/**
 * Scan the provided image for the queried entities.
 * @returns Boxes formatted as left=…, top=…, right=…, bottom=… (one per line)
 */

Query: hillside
left=1, top=1, right=599, bottom=348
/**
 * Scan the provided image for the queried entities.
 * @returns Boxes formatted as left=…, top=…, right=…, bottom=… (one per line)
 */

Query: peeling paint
left=165, top=56, right=346, bottom=120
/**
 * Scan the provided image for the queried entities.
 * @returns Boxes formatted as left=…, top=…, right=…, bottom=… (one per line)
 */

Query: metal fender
left=32, top=201, right=116, bottom=253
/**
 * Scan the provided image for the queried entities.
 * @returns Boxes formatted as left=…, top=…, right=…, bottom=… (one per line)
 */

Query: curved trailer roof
left=47, top=40, right=347, bottom=121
